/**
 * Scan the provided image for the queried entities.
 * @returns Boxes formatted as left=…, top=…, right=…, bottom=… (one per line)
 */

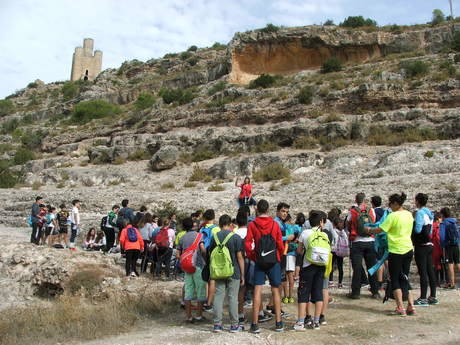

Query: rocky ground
left=1, top=226, right=459, bottom=345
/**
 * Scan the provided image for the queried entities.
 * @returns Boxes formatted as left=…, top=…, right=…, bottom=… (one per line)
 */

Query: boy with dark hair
left=440, top=207, right=459, bottom=289
left=69, top=200, right=81, bottom=250
left=30, top=196, right=44, bottom=245
left=118, top=199, right=134, bottom=227
left=246, top=199, right=285, bottom=333
left=208, top=215, right=245, bottom=332
left=57, top=204, right=70, bottom=247
left=133, top=205, right=147, bottom=228
left=103, top=205, right=119, bottom=252
left=177, top=217, right=207, bottom=323
left=294, top=211, right=331, bottom=331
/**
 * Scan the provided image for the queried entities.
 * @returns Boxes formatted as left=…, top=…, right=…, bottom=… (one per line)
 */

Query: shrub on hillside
left=211, top=42, right=227, bottom=50
left=61, top=81, right=80, bottom=101
left=0, top=99, right=14, bottom=117
left=187, top=57, right=199, bottom=66
left=248, top=74, right=280, bottom=89
left=159, top=88, right=195, bottom=105
left=135, top=93, right=156, bottom=110
left=70, top=100, right=121, bottom=124
left=297, top=86, right=314, bottom=104
left=180, top=51, right=192, bottom=61
left=21, top=130, right=46, bottom=150
left=366, top=126, right=438, bottom=146
left=260, top=23, right=280, bottom=33
left=0, top=160, right=22, bottom=188
left=293, top=136, right=319, bottom=149
left=208, top=184, right=225, bottom=192
left=340, top=16, right=377, bottom=28
left=207, top=81, right=227, bottom=96
left=1, top=118, right=19, bottom=134
left=187, top=45, right=198, bottom=52
left=321, top=57, right=343, bottom=73
left=431, top=9, right=445, bottom=25
left=453, top=32, right=460, bottom=51
left=253, top=163, right=290, bottom=182
left=13, top=148, right=35, bottom=165
left=189, top=165, right=211, bottom=182
left=324, top=19, right=335, bottom=26
left=400, top=60, right=430, bottom=78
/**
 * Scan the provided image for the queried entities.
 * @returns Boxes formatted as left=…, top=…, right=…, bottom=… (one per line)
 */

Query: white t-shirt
left=167, top=228, right=176, bottom=248
left=235, top=226, right=247, bottom=240
left=48, top=213, right=56, bottom=228
left=70, top=207, right=80, bottom=226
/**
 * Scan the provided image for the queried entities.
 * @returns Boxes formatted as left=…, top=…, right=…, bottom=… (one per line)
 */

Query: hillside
left=1, top=22, right=460, bottom=226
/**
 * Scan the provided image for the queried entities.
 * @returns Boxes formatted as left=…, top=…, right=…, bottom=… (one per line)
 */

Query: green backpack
left=305, top=230, right=331, bottom=266
left=210, top=232, right=234, bottom=280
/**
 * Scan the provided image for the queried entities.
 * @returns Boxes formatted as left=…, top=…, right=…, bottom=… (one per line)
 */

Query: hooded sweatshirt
left=414, top=207, right=434, bottom=234
left=440, top=218, right=459, bottom=247
left=245, top=216, right=284, bottom=262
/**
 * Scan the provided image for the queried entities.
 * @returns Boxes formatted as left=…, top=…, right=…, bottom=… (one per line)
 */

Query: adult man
left=117, top=199, right=135, bottom=228
left=30, top=196, right=44, bottom=245
left=69, top=199, right=81, bottom=250
left=246, top=199, right=285, bottom=333
left=346, top=193, right=380, bottom=299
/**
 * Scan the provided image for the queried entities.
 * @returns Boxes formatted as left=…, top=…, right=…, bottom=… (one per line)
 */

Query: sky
left=0, top=0, right=453, bottom=98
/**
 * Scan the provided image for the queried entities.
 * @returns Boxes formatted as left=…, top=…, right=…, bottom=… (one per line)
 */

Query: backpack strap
left=190, top=233, right=202, bottom=251
left=221, top=232, right=234, bottom=246
left=213, top=231, right=234, bottom=247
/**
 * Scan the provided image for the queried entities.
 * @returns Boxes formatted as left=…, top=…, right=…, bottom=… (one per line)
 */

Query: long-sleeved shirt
left=414, top=207, right=434, bottom=234
left=440, top=218, right=459, bottom=247
left=31, top=203, right=40, bottom=224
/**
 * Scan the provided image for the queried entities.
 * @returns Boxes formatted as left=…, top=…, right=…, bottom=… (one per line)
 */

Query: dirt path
left=2, top=227, right=459, bottom=345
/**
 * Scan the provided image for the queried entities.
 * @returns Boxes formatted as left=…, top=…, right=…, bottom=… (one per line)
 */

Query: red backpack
left=155, top=227, right=170, bottom=248
left=180, top=233, right=202, bottom=273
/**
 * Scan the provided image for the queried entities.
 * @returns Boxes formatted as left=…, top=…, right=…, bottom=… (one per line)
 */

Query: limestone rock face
left=149, top=145, right=179, bottom=171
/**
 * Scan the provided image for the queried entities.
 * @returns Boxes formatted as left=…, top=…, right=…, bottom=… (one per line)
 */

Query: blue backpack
left=200, top=224, right=217, bottom=249
left=127, top=226, right=138, bottom=242
left=445, top=221, right=459, bottom=246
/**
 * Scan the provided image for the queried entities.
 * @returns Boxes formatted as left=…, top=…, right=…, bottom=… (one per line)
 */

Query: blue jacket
left=414, top=208, right=434, bottom=234
left=285, top=224, right=301, bottom=256
left=440, top=218, right=459, bottom=247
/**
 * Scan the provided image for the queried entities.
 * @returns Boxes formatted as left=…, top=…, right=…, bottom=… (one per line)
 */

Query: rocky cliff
left=0, top=22, right=459, bottom=226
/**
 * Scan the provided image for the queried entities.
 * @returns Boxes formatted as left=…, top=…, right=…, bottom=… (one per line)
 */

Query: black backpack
left=116, top=208, right=126, bottom=229
left=256, top=223, right=277, bottom=270
left=411, top=222, right=432, bottom=246
left=100, top=216, right=108, bottom=231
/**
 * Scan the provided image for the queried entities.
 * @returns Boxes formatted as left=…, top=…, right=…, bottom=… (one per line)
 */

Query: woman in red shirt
left=235, top=176, right=256, bottom=207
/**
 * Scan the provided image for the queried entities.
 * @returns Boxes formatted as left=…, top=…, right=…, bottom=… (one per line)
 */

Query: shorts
left=59, top=226, right=68, bottom=234
left=253, top=262, right=281, bottom=287
left=44, top=227, right=53, bottom=237
left=184, top=267, right=207, bottom=302
left=245, top=259, right=255, bottom=287
left=297, top=265, right=325, bottom=303
left=295, top=252, right=303, bottom=267
left=322, top=276, right=329, bottom=290
left=286, top=255, right=296, bottom=272
left=446, top=245, right=460, bottom=264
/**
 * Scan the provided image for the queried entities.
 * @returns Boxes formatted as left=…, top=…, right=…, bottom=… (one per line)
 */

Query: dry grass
left=253, top=163, right=291, bottom=182
left=207, top=184, right=225, bottom=191
left=189, top=165, right=211, bottom=182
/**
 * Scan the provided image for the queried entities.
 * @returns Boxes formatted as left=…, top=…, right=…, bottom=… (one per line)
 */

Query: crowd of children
left=29, top=190, right=460, bottom=333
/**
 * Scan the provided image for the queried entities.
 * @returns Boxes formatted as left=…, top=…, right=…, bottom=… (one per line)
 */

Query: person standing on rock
left=30, top=196, right=44, bottom=245
left=69, top=199, right=81, bottom=250
left=235, top=177, right=256, bottom=208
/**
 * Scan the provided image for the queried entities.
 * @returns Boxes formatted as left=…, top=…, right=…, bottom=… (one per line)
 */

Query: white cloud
left=0, top=0, right=448, bottom=98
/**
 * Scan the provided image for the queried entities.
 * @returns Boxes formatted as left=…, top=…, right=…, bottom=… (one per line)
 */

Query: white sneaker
left=130, top=272, right=136, bottom=278
left=293, top=322, right=306, bottom=331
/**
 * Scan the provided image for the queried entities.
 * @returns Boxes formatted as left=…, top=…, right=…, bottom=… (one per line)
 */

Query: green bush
left=248, top=74, right=280, bottom=89
left=432, top=9, right=445, bottom=25
left=62, top=81, right=80, bottom=101
left=159, top=88, right=195, bottom=105
left=322, top=113, right=343, bottom=123
left=440, top=60, right=457, bottom=76
left=21, top=130, right=46, bottom=150
left=424, top=150, right=434, bottom=158
left=27, top=82, right=38, bottom=88
left=187, top=45, right=198, bottom=52
left=260, top=23, right=280, bottom=33
left=163, top=53, right=178, bottom=59
left=297, top=86, right=314, bottom=104
left=400, top=60, right=430, bottom=78
left=161, top=182, right=175, bottom=190
left=1, top=118, right=19, bottom=134
left=253, top=163, right=290, bottom=182
left=250, top=141, right=279, bottom=153
left=0, top=160, right=22, bottom=188
left=187, top=57, right=199, bottom=66
left=340, top=16, right=377, bottom=28
left=207, top=81, right=227, bottom=96
left=180, top=51, right=192, bottom=61
left=321, top=57, right=343, bottom=73
left=319, top=136, right=351, bottom=152
left=454, top=54, right=460, bottom=63
left=211, top=42, right=227, bottom=50
left=13, top=148, right=35, bottom=165
left=135, top=93, right=156, bottom=110
left=70, top=100, right=121, bottom=124
left=453, top=32, right=460, bottom=51
left=324, top=19, right=335, bottom=26
left=367, top=126, right=438, bottom=146
left=208, top=184, right=225, bottom=192
left=0, top=99, right=15, bottom=116
left=189, top=165, right=211, bottom=182
left=127, top=149, right=150, bottom=161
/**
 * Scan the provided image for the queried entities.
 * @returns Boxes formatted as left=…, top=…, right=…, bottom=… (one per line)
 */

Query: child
left=294, top=213, right=306, bottom=281
left=93, top=231, right=106, bottom=250
left=294, top=211, right=331, bottom=331
left=57, top=204, right=70, bottom=248
left=176, top=217, right=207, bottom=323
left=154, top=218, right=175, bottom=279
left=69, top=199, right=81, bottom=250
left=439, top=207, right=459, bottom=289
left=83, top=228, right=97, bottom=250
left=119, top=220, right=144, bottom=277
left=330, top=217, right=346, bottom=288
left=431, top=213, right=445, bottom=287
left=208, top=215, right=245, bottom=333
left=37, top=205, right=48, bottom=245
left=283, top=215, right=301, bottom=304
left=46, top=207, right=59, bottom=247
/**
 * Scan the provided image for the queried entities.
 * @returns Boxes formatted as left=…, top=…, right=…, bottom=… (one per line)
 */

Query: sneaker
left=414, top=298, right=429, bottom=307
left=238, top=316, right=246, bottom=324
left=337, top=283, right=343, bottom=289
left=258, top=312, right=272, bottom=323
left=264, top=305, right=274, bottom=314
left=328, top=281, right=335, bottom=288
left=391, top=307, right=407, bottom=317
left=288, top=297, right=295, bottom=304
left=213, top=324, right=223, bottom=333
left=193, top=316, right=207, bottom=323
left=243, top=300, right=252, bottom=308
left=275, top=321, right=284, bottom=332
left=230, top=324, right=243, bottom=333
left=250, top=323, right=260, bottom=334
left=346, top=293, right=360, bottom=300
left=406, top=305, right=416, bottom=316
left=371, top=293, right=381, bottom=300
left=130, top=272, right=136, bottom=278
left=293, top=321, right=306, bottom=331
left=203, top=304, right=213, bottom=312
left=312, top=322, right=320, bottom=330
left=305, top=315, right=313, bottom=327
left=281, top=310, right=289, bottom=318
left=282, top=297, right=289, bottom=304
left=319, top=315, right=327, bottom=325
left=428, top=297, right=439, bottom=305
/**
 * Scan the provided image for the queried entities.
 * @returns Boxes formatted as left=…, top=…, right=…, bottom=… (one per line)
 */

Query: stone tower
left=70, top=38, right=103, bottom=81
